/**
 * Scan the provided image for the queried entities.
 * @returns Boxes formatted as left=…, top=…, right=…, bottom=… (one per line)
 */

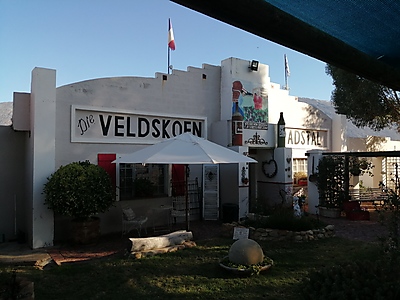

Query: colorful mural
left=231, top=80, right=268, bottom=146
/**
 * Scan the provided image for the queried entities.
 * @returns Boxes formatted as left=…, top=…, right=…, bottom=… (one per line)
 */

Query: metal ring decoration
left=262, top=159, right=278, bottom=178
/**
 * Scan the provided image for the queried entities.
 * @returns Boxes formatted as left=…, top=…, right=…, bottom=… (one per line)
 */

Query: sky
left=0, top=0, right=335, bottom=103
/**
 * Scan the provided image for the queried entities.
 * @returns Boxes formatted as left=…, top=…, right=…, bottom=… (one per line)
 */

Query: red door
left=97, top=153, right=116, bottom=187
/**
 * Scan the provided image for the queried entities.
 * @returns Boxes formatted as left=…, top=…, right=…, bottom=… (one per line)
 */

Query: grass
left=0, top=236, right=380, bottom=300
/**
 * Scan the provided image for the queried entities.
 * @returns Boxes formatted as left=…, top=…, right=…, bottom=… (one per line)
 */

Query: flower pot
left=219, top=256, right=273, bottom=276
left=318, top=206, right=341, bottom=218
left=350, top=169, right=361, bottom=176
left=298, top=179, right=308, bottom=186
left=70, top=217, right=100, bottom=244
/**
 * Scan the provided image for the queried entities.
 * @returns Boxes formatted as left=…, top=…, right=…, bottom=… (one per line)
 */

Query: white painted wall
left=30, top=68, right=56, bottom=248
left=55, top=64, right=222, bottom=167
left=52, top=64, right=222, bottom=238
left=348, top=136, right=400, bottom=152
left=12, top=93, right=30, bottom=131
left=220, top=57, right=270, bottom=122
left=332, top=114, right=347, bottom=152
left=269, top=96, right=331, bottom=156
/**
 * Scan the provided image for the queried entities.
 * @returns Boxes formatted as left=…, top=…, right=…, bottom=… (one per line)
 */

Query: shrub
left=43, top=160, right=115, bottom=220
left=376, top=188, right=400, bottom=265
left=317, top=155, right=346, bottom=208
left=300, top=260, right=400, bottom=300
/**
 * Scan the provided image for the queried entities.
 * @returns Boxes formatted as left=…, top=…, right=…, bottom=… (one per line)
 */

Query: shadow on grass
left=1, top=236, right=380, bottom=300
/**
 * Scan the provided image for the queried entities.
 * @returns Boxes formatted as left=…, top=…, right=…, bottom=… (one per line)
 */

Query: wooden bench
left=349, top=188, right=388, bottom=209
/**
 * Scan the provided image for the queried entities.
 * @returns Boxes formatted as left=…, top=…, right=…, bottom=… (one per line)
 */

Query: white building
left=1, top=57, right=400, bottom=248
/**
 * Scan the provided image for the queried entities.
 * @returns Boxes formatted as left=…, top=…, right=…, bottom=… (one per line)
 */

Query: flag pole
left=167, top=18, right=175, bottom=75
left=284, top=54, right=287, bottom=90
left=285, top=73, right=287, bottom=90
left=168, top=18, right=170, bottom=74
left=168, top=45, right=170, bottom=74
left=285, top=73, right=288, bottom=90
left=284, top=54, right=290, bottom=90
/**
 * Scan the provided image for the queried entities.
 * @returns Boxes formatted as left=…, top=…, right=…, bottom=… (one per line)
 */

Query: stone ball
left=228, top=238, right=264, bottom=265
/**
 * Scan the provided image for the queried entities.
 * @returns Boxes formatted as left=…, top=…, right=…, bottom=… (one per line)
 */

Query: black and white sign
left=71, top=105, right=206, bottom=144
left=285, top=127, right=328, bottom=149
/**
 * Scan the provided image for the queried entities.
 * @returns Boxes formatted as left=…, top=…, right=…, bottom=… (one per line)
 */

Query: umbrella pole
left=185, top=164, right=189, bottom=231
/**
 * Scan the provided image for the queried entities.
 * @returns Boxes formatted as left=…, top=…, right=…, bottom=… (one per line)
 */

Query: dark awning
left=172, top=0, right=400, bottom=91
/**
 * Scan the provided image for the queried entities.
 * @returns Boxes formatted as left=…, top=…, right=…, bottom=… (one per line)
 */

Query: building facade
left=1, top=57, right=400, bottom=248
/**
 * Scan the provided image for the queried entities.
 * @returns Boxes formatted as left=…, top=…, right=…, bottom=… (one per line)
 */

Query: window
left=293, top=158, right=307, bottom=174
left=119, top=163, right=167, bottom=200
left=293, top=158, right=308, bottom=185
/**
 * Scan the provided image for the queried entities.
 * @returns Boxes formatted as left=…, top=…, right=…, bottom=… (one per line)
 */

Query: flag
left=168, top=18, right=176, bottom=51
left=284, top=54, right=290, bottom=77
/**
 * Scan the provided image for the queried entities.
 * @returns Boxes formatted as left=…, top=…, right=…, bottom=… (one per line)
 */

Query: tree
left=325, top=64, right=400, bottom=131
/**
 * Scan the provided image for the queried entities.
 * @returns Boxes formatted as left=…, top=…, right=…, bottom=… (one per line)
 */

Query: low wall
left=221, top=223, right=335, bottom=242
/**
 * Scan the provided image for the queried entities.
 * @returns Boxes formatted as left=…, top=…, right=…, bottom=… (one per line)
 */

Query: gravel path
left=314, top=214, right=388, bottom=243
left=188, top=215, right=390, bottom=243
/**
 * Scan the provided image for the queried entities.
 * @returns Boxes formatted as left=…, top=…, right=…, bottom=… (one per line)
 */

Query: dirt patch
left=316, top=215, right=388, bottom=243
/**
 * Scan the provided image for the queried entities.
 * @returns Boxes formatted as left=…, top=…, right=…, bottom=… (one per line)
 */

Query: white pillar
left=30, top=67, right=56, bottom=248
left=307, top=150, right=323, bottom=214
left=332, top=114, right=347, bottom=152
left=274, top=147, right=293, bottom=207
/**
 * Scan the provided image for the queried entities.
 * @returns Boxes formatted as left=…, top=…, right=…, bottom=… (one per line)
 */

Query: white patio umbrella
left=114, top=132, right=257, bottom=230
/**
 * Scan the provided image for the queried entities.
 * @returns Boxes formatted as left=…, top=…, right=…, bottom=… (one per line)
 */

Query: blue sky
left=0, top=0, right=334, bottom=103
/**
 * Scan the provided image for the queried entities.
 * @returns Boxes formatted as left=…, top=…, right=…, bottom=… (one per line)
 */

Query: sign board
left=243, top=128, right=275, bottom=148
left=71, top=105, right=206, bottom=144
left=233, top=227, right=249, bottom=240
left=285, top=127, right=328, bottom=149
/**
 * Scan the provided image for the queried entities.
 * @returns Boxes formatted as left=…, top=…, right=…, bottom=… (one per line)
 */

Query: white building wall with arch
left=1, top=57, right=400, bottom=248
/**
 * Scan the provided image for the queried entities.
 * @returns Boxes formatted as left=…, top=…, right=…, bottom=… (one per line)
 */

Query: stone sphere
left=228, top=238, right=264, bottom=265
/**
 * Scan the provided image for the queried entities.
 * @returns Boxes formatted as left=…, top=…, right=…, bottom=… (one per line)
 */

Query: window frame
left=116, top=163, right=169, bottom=201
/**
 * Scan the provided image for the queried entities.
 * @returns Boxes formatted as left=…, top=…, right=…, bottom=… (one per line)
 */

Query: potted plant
left=349, top=157, right=374, bottom=177
left=349, top=157, right=362, bottom=176
left=349, top=156, right=375, bottom=176
left=43, top=160, right=115, bottom=244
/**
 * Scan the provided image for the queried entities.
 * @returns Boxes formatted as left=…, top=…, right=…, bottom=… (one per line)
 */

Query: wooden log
left=129, top=230, right=193, bottom=252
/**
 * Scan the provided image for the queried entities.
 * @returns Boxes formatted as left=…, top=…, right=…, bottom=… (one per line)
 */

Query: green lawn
left=0, top=237, right=380, bottom=300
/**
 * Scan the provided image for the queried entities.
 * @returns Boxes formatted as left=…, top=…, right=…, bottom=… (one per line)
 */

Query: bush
left=300, top=260, right=400, bottom=300
left=317, top=155, right=346, bottom=208
left=43, top=161, right=115, bottom=220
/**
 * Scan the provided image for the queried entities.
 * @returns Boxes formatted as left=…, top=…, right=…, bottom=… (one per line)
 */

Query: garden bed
left=221, top=220, right=335, bottom=242
left=219, top=256, right=274, bottom=276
